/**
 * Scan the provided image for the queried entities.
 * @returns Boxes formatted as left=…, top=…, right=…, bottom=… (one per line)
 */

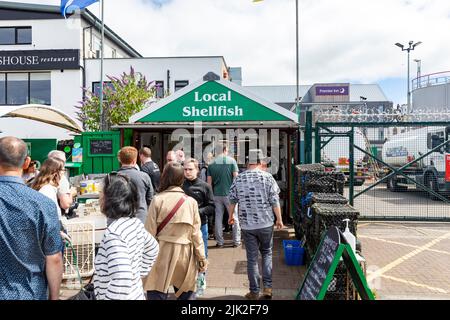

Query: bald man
left=0, top=137, right=63, bottom=300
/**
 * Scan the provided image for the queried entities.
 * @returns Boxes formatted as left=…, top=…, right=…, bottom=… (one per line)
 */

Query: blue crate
left=283, top=240, right=305, bottom=266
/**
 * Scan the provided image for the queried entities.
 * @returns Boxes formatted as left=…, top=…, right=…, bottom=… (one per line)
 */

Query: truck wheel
left=354, top=179, right=364, bottom=187
left=388, top=176, right=407, bottom=192
left=426, top=175, right=440, bottom=201
left=387, top=176, right=399, bottom=191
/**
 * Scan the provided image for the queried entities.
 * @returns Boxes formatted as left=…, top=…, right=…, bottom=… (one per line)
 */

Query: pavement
left=349, top=185, right=450, bottom=220
left=359, top=221, right=450, bottom=300
left=60, top=222, right=450, bottom=300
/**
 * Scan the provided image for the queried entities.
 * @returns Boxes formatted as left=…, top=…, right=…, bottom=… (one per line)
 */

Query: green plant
left=76, top=66, right=156, bottom=131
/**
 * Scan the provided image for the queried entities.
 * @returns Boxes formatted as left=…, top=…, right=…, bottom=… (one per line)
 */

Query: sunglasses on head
left=106, top=171, right=118, bottom=185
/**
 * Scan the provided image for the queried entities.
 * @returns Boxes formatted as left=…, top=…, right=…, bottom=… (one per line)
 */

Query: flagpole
left=99, top=0, right=105, bottom=131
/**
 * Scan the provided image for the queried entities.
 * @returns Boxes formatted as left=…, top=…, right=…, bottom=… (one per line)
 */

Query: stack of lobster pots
left=294, top=164, right=360, bottom=300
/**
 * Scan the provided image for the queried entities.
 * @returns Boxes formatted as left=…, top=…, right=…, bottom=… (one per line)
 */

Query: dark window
left=0, top=27, right=31, bottom=45
left=0, top=74, right=5, bottom=104
left=0, top=28, right=15, bottom=45
left=30, top=73, right=51, bottom=105
left=92, top=81, right=114, bottom=96
left=17, top=27, right=32, bottom=44
left=175, top=80, right=189, bottom=92
left=155, top=80, right=164, bottom=98
left=7, top=73, right=28, bottom=105
left=1, top=72, right=50, bottom=106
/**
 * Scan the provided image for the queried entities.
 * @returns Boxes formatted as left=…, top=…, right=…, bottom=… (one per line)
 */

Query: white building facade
left=0, top=1, right=230, bottom=139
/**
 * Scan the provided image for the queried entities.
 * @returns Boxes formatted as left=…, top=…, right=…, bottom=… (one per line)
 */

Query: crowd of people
left=0, top=136, right=284, bottom=300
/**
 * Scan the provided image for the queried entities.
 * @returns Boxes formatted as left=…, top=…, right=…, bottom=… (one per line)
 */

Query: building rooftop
left=0, top=0, right=142, bottom=58
left=245, top=84, right=390, bottom=105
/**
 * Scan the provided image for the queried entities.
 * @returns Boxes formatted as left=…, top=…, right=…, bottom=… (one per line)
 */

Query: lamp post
left=395, top=41, right=422, bottom=113
left=253, top=0, right=300, bottom=115
left=414, top=59, right=422, bottom=88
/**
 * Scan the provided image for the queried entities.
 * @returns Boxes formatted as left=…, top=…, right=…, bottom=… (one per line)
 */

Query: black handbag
left=68, top=278, right=95, bottom=300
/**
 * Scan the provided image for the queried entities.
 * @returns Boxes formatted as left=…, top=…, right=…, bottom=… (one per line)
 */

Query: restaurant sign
left=0, top=49, right=80, bottom=71
left=315, top=85, right=349, bottom=96
left=137, top=81, right=290, bottom=122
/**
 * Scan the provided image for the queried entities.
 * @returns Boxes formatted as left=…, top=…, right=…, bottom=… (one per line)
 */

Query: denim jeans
left=242, top=226, right=274, bottom=294
left=214, top=196, right=241, bottom=246
left=201, top=223, right=208, bottom=258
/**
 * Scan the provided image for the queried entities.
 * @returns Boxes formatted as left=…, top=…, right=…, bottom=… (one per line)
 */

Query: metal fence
left=306, top=108, right=450, bottom=221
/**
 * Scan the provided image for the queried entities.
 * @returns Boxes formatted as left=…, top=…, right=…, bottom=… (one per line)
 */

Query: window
left=7, top=73, right=28, bottom=105
left=0, top=72, right=50, bottom=106
left=30, top=73, right=51, bottom=105
left=155, top=81, right=164, bottom=98
left=0, top=27, right=31, bottom=45
left=92, top=81, right=114, bottom=96
left=175, top=80, right=189, bottom=92
left=17, top=27, right=32, bottom=44
left=0, top=28, right=15, bottom=45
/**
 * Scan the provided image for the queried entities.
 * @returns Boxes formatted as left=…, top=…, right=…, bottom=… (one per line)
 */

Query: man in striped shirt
left=94, top=173, right=159, bottom=300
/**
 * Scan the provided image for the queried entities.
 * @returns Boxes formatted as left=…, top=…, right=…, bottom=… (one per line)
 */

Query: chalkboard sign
left=297, top=227, right=342, bottom=300
left=89, top=139, right=113, bottom=155
left=296, top=226, right=374, bottom=300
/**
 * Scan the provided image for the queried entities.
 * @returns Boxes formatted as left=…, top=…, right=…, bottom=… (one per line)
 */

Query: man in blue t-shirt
left=0, top=137, right=63, bottom=300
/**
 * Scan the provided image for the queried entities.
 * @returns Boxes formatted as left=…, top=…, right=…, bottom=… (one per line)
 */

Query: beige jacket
left=143, top=187, right=206, bottom=297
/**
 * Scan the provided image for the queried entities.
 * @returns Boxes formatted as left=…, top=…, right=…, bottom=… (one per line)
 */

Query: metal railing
left=412, top=71, right=450, bottom=90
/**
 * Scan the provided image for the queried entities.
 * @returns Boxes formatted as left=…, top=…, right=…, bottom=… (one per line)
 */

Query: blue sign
left=386, top=147, right=408, bottom=158
left=316, top=86, right=349, bottom=96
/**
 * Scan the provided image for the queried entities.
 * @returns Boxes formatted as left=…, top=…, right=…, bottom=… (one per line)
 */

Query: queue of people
left=0, top=137, right=283, bottom=301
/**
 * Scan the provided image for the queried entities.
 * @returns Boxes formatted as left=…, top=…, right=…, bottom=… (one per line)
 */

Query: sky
left=8, top=0, right=450, bottom=105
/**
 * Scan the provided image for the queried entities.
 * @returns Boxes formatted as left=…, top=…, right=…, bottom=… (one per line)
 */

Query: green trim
left=342, top=244, right=375, bottom=300
left=317, top=245, right=345, bottom=300
left=317, top=121, right=450, bottom=127
left=137, top=81, right=291, bottom=123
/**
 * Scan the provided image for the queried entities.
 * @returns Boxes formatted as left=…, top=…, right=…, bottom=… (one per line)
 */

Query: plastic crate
left=63, top=221, right=95, bottom=280
left=283, top=240, right=305, bottom=266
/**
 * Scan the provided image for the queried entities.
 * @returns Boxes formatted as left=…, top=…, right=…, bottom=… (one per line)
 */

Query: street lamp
left=414, top=59, right=422, bottom=88
left=395, top=41, right=422, bottom=113
left=253, top=0, right=300, bottom=115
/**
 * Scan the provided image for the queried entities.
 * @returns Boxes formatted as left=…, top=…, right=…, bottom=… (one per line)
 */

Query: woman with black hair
left=93, top=173, right=159, bottom=300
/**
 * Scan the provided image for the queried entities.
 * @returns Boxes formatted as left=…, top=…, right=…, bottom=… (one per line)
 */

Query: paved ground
left=60, top=222, right=450, bottom=300
left=348, top=185, right=450, bottom=220
left=359, top=221, right=450, bottom=300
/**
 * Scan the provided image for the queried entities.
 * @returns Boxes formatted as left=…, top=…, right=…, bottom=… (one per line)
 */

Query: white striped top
left=93, top=217, right=159, bottom=300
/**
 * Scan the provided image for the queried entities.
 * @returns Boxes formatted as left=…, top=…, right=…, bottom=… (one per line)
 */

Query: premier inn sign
left=0, top=50, right=80, bottom=71
left=137, top=81, right=290, bottom=122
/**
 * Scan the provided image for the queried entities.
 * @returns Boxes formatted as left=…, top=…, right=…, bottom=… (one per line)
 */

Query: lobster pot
left=63, top=221, right=96, bottom=280
left=301, top=171, right=346, bottom=196
left=311, top=193, right=348, bottom=205
left=294, top=164, right=325, bottom=201
left=305, top=203, right=359, bottom=263
left=324, top=262, right=356, bottom=300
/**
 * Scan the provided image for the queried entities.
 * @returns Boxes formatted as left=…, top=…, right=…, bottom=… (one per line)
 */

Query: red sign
left=446, top=155, right=450, bottom=182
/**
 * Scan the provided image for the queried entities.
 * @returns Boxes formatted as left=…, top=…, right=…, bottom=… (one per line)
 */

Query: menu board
left=297, top=227, right=341, bottom=300
left=89, top=139, right=113, bottom=155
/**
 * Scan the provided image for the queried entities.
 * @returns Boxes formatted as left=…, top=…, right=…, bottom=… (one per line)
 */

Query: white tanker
left=382, top=126, right=450, bottom=199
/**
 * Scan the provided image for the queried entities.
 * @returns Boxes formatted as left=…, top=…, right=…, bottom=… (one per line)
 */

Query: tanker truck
left=381, top=126, right=450, bottom=199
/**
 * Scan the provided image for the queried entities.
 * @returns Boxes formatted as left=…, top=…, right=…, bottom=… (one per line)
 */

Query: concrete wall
left=412, top=83, right=450, bottom=112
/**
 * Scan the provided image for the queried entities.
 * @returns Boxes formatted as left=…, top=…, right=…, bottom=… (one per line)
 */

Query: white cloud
left=6, top=0, right=450, bottom=87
